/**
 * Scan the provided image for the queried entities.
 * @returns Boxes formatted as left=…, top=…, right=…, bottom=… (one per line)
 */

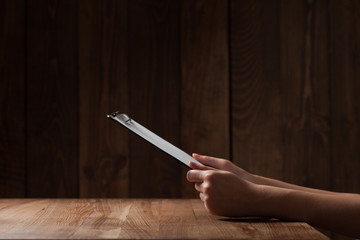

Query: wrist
left=257, top=185, right=309, bottom=222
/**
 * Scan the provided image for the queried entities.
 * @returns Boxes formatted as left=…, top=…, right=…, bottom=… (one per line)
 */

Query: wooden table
left=0, top=199, right=328, bottom=239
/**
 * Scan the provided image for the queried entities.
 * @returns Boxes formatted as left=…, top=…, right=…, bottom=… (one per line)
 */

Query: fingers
left=188, top=172, right=205, bottom=197
left=189, top=160, right=214, bottom=170
left=186, top=170, right=207, bottom=182
left=199, top=192, right=206, bottom=202
left=192, top=153, right=227, bottom=170
left=195, top=182, right=202, bottom=192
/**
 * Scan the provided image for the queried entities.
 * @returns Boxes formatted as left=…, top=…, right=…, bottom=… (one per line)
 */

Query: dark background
left=0, top=0, right=359, bottom=238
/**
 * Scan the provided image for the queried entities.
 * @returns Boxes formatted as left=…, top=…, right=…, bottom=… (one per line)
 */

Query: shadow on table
left=217, top=217, right=282, bottom=223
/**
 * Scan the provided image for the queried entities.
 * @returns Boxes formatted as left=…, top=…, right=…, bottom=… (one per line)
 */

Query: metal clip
left=107, top=111, right=120, bottom=118
left=120, top=114, right=132, bottom=123
left=107, top=111, right=132, bottom=124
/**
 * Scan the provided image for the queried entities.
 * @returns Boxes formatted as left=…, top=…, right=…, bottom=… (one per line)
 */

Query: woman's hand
left=190, top=153, right=254, bottom=182
left=190, top=153, right=337, bottom=195
left=186, top=166, right=264, bottom=217
left=187, top=154, right=360, bottom=238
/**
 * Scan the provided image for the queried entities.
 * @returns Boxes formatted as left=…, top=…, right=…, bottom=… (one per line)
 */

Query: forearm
left=249, top=174, right=337, bottom=195
left=192, top=155, right=333, bottom=195
left=260, top=185, right=360, bottom=238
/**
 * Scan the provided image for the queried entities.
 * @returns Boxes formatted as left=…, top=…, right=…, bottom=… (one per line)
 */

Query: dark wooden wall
left=1, top=0, right=359, bottom=231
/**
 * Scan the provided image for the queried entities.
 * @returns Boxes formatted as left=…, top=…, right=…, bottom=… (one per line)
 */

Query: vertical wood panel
left=181, top=0, right=229, bottom=197
left=280, top=0, right=331, bottom=188
left=0, top=0, right=25, bottom=197
left=79, top=0, right=129, bottom=197
left=231, top=0, right=331, bottom=191
left=231, top=0, right=284, bottom=180
left=330, top=0, right=360, bottom=195
left=128, top=0, right=181, bottom=198
left=308, top=0, right=332, bottom=190
left=27, top=0, right=78, bottom=197
left=279, top=0, right=311, bottom=185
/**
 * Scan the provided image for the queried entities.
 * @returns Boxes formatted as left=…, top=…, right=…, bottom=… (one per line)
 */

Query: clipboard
left=107, top=112, right=202, bottom=167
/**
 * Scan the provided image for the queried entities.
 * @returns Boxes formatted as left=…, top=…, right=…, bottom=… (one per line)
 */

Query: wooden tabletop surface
left=0, top=199, right=328, bottom=239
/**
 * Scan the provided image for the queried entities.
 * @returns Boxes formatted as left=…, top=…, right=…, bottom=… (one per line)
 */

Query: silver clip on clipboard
left=107, top=112, right=203, bottom=167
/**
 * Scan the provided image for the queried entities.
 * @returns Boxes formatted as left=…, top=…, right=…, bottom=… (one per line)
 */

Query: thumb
left=189, top=156, right=214, bottom=171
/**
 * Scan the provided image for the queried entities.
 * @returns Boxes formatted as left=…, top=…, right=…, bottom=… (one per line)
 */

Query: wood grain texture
left=128, top=0, right=181, bottom=198
left=0, top=0, right=25, bottom=197
left=0, top=5, right=359, bottom=240
left=0, top=199, right=329, bottom=239
left=231, top=0, right=331, bottom=191
left=78, top=0, right=129, bottom=198
left=279, top=0, right=331, bottom=189
left=329, top=0, right=360, bottom=195
left=329, top=6, right=360, bottom=238
left=230, top=0, right=284, bottom=180
left=306, top=0, right=332, bottom=190
left=180, top=0, right=229, bottom=198
left=26, top=0, right=78, bottom=197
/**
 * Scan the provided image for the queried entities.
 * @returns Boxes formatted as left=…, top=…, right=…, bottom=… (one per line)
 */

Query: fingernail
left=188, top=161, right=197, bottom=169
left=192, top=153, right=199, bottom=158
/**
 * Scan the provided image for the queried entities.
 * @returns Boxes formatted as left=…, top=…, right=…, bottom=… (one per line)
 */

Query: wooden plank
left=26, top=0, right=78, bottom=197
left=0, top=199, right=329, bottom=239
left=128, top=0, right=181, bottom=198
left=230, top=0, right=331, bottom=191
left=0, top=0, right=25, bottom=197
left=329, top=0, right=360, bottom=194
left=329, top=2, right=360, bottom=240
left=279, top=0, right=331, bottom=188
left=230, top=0, right=284, bottom=180
left=307, top=0, right=332, bottom=190
left=180, top=0, right=229, bottom=198
left=78, top=0, right=129, bottom=197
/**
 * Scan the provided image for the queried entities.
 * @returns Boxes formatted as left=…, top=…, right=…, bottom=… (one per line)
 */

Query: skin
left=187, top=153, right=360, bottom=238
